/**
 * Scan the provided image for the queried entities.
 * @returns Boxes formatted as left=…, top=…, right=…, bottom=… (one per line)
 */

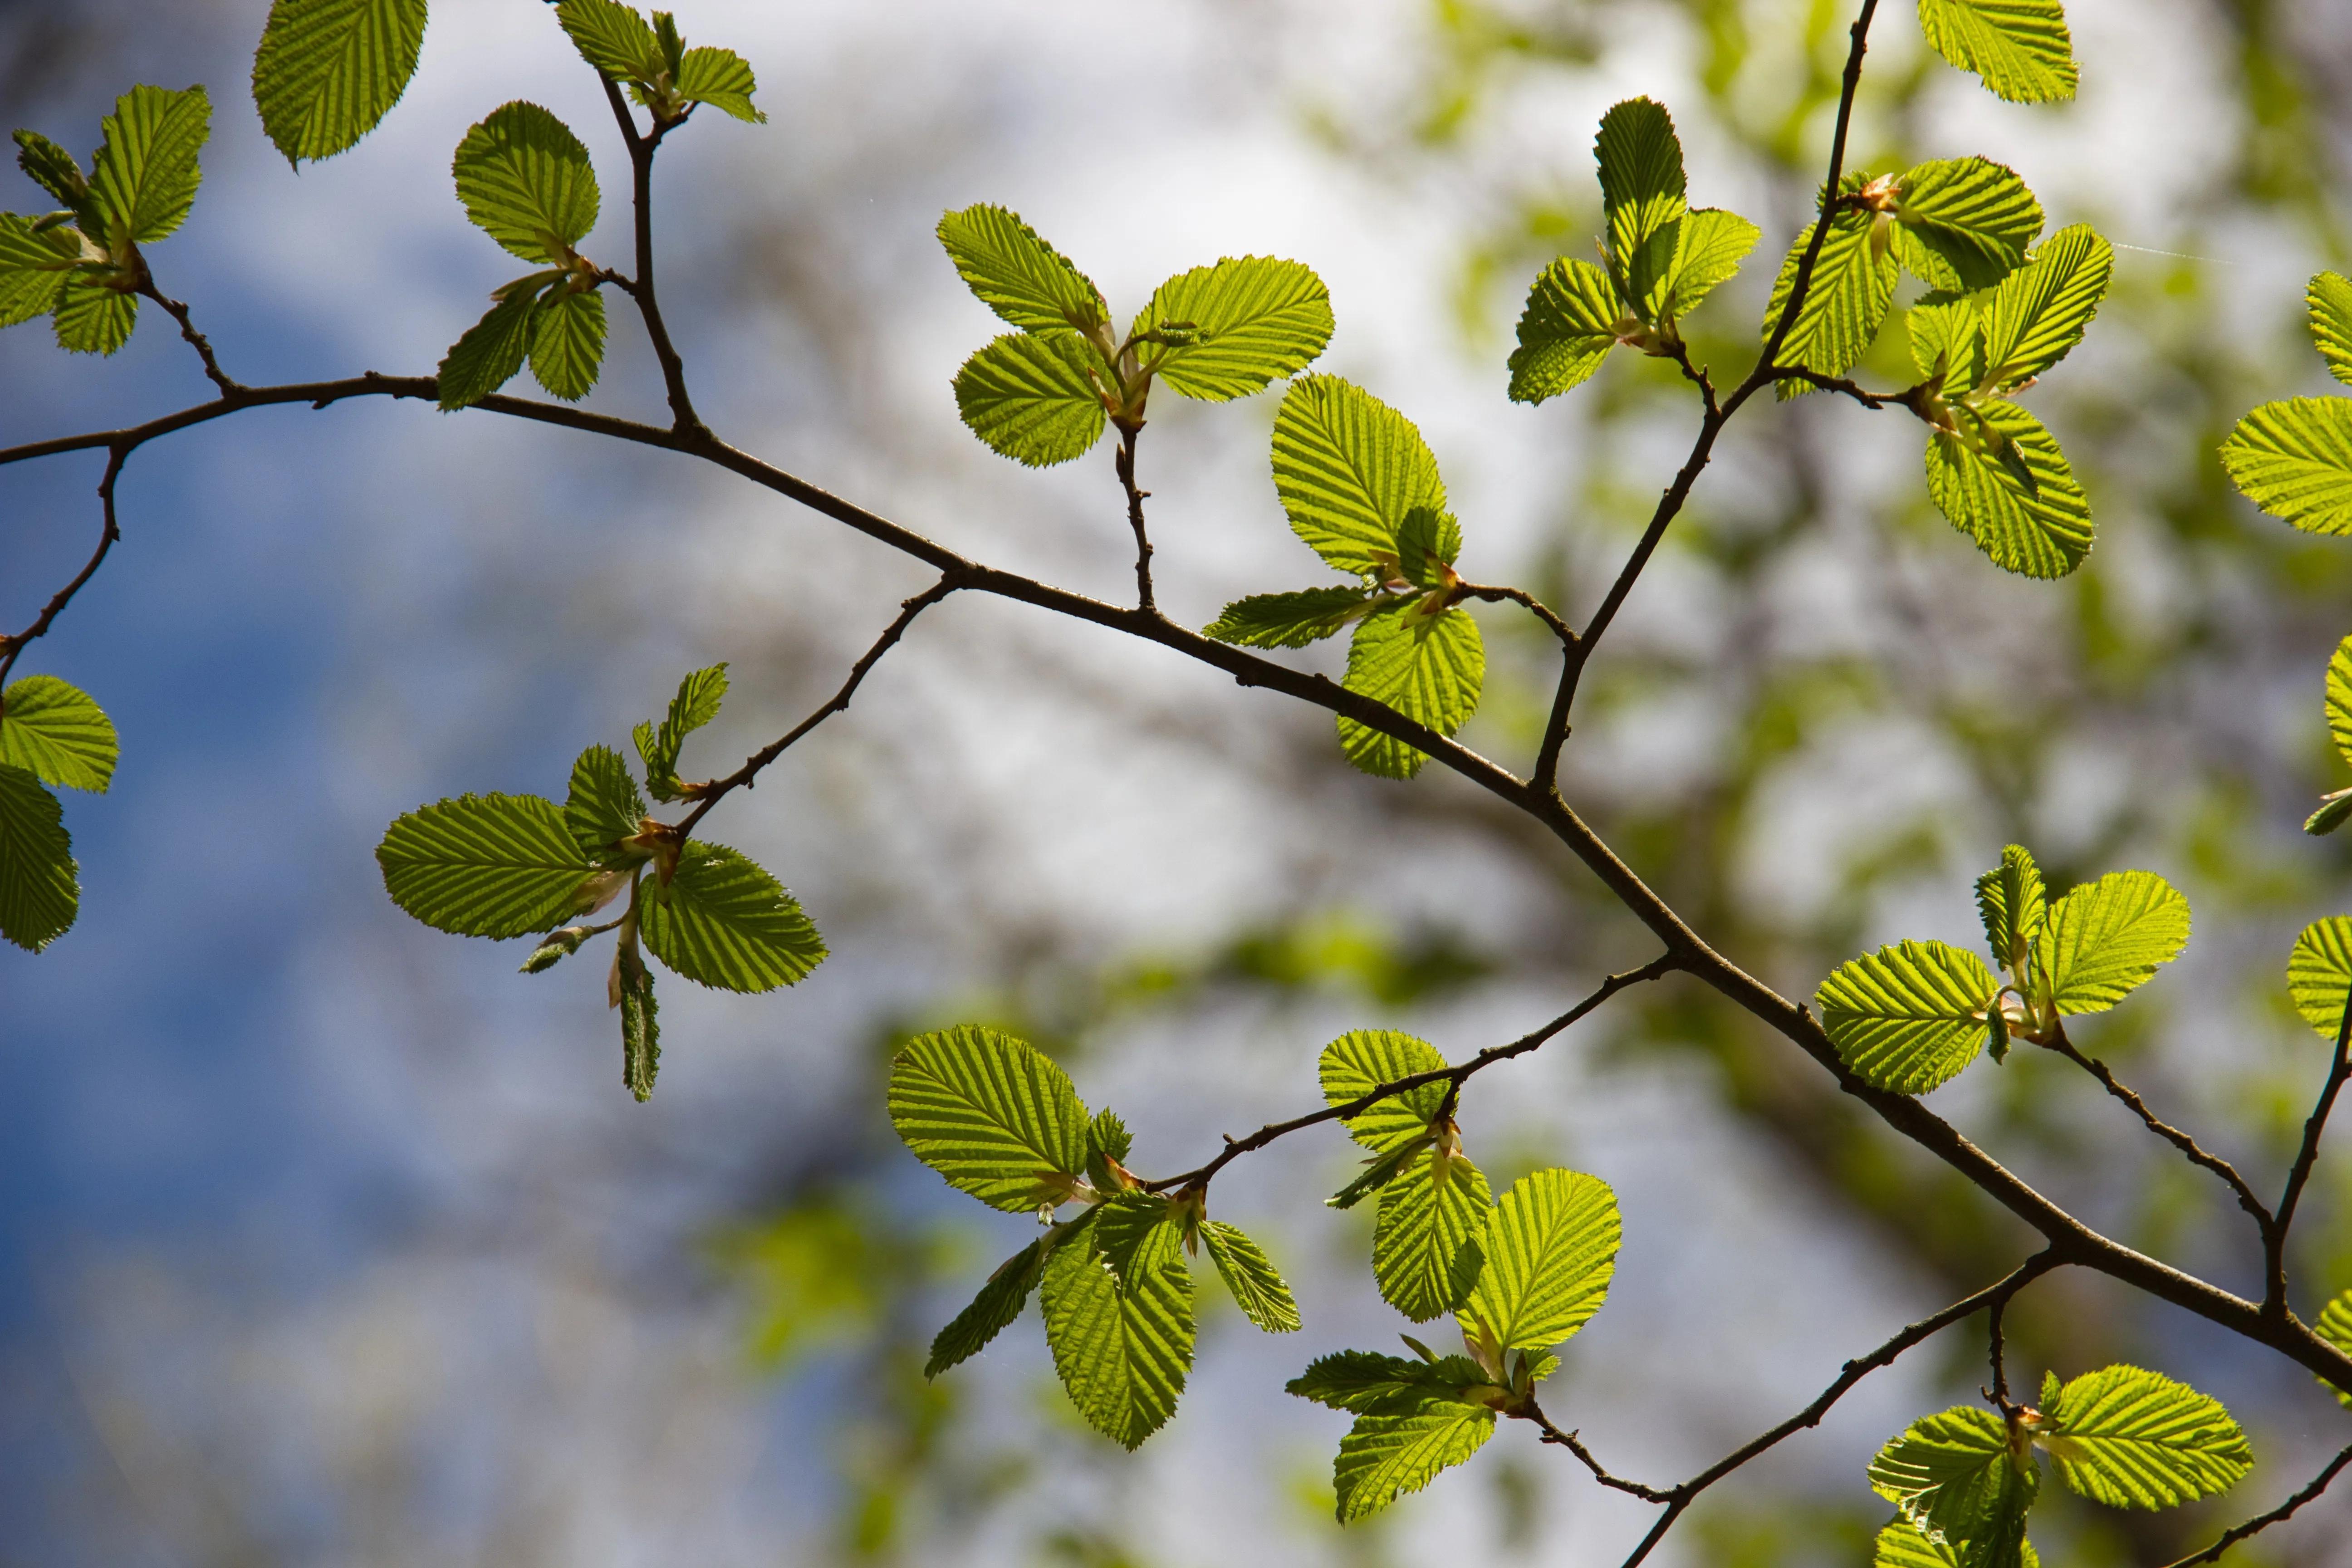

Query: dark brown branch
left=675, top=574, right=966, bottom=837
left=1112, top=423, right=1156, bottom=613
left=2269, top=984, right=2352, bottom=1314
left=1527, top=1411, right=1676, bottom=1504
left=134, top=275, right=240, bottom=398
left=1762, top=365, right=1917, bottom=412
left=600, top=74, right=704, bottom=436
left=1138, top=954, right=1680, bottom=1195
left=2039, top=1024, right=2274, bottom=1235
left=1987, top=1287, right=2016, bottom=1410
left=2157, top=1441, right=2352, bottom=1568
left=0, top=444, right=127, bottom=687
left=1455, top=580, right=1577, bottom=649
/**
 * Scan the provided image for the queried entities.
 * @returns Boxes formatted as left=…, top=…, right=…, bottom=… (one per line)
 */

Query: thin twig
left=1455, top=581, right=1577, bottom=649
left=2039, top=1024, right=2274, bottom=1234
left=0, top=445, right=127, bottom=688
left=134, top=275, right=240, bottom=398
left=599, top=75, right=704, bottom=436
left=1525, top=1410, right=1676, bottom=1504
left=1987, top=1289, right=2015, bottom=1410
left=675, top=574, right=966, bottom=837
left=2156, top=1441, right=2352, bottom=1568
left=1112, top=424, right=1156, bottom=613
left=1139, top=954, right=1679, bottom=1194
left=1761, top=365, right=1915, bottom=411
left=2269, top=984, right=2352, bottom=1314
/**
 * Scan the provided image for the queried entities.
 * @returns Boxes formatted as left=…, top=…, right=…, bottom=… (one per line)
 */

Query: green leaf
left=555, top=0, right=661, bottom=80
left=1875, top=1521, right=2042, bottom=1568
left=452, top=102, right=599, bottom=265
left=638, top=841, right=825, bottom=992
left=886, top=1024, right=1090, bottom=1213
left=251, top=0, right=430, bottom=165
left=53, top=279, right=137, bottom=357
left=87, top=85, right=209, bottom=248
left=0, top=675, right=118, bottom=793
left=1910, top=298, right=1989, bottom=395
left=1869, top=1406, right=2038, bottom=1568
left=1917, top=0, right=2078, bottom=104
left=2038, top=1365, right=2251, bottom=1509
left=1594, top=98, right=1687, bottom=291
left=1086, top=1107, right=1132, bottom=1166
left=926, top=1237, right=1048, bottom=1377
left=528, top=285, right=605, bottom=402
left=1457, top=1168, right=1619, bottom=1352
left=1142, top=256, right=1333, bottom=402
left=1657, top=207, right=1762, bottom=321
left=2327, top=634, right=2352, bottom=769
left=1319, top=1028, right=1450, bottom=1153
left=674, top=47, right=765, bottom=123
left=2309, top=271, right=2352, bottom=387
left=376, top=792, right=595, bottom=938
left=936, top=204, right=1107, bottom=335
left=2221, top=397, right=2352, bottom=536
left=14, top=129, right=90, bottom=212
left=1764, top=194, right=1896, bottom=391
left=2308, top=791, right=2352, bottom=837
left=1395, top=508, right=1462, bottom=591
left=1287, top=1350, right=1492, bottom=1415
left=633, top=662, right=727, bottom=802
left=1041, top=1209, right=1194, bottom=1449
left=617, top=935, right=659, bottom=1100
left=1200, top=1221, right=1301, bottom=1333
left=1373, top=1149, right=1491, bottom=1322
left=1893, top=157, right=2043, bottom=293
left=1924, top=401, right=2093, bottom=579
left=0, top=764, right=77, bottom=953
left=952, top=330, right=1108, bottom=467
left=1204, top=586, right=1377, bottom=649
left=564, top=744, right=645, bottom=862
left=1975, top=844, right=2046, bottom=973
left=2286, top=917, right=2352, bottom=1039
left=436, top=286, right=544, bottom=410
left=1331, top=1402, right=1495, bottom=1522
left=0, top=214, right=76, bottom=329
left=1508, top=257, right=1624, bottom=404
left=2034, top=870, right=2190, bottom=1015
left=2318, top=1289, right=2352, bottom=1409
left=1337, top=603, right=1485, bottom=781
left=1981, top=225, right=2110, bottom=394
left=1270, top=375, right=1447, bottom=580
left=1818, top=940, right=2002, bottom=1094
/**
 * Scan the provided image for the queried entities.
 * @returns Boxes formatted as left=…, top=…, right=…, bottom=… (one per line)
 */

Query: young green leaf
left=634, top=663, right=728, bottom=802
left=251, top=0, right=430, bottom=166
left=14, top=129, right=92, bottom=215
left=2326, top=634, right=2352, bottom=769
left=617, top=935, right=660, bottom=1100
left=1288, top=1349, right=1493, bottom=1415
left=2286, top=916, right=2352, bottom=1039
left=1656, top=207, right=1762, bottom=321
left=1924, top=402, right=2093, bottom=579
left=1041, top=1211, right=1195, bottom=1449
left=1271, top=375, right=1447, bottom=581
left=1337, top=603, right=1485, bottom=781
left=1372, top=1149, right=1491, bottom=1322
left=674, top=47, right=766, bottom=123
left=1331, top=1402, right=1495, bottom=1522
left=1980, top=225, right=2111, bottom=395
left=555, top=0, right=662, bottom=80
left=1200, top=1221, right=1301, bottom=1333
left=88, top=85, right=209, bottom=247
left=1142, top=256, right=1333, bottom=401
left=376, top=792, right=596, bottom=938
left=2034, top=869, right=2189, bottom=1015
left=2221, top=397, right=2352, bottom=536
left=1818, top=940, right=2002, bottom=1094
left=1975, top=844, right=2046, bottom=973
left=53, top=280, right=137, bottom=357
left=1319, top=1028, right=1450, bottom=1152
left=0, top=214, right=76, bottom=328
left=528, top=285, right=605, bottom=402
left=1086, top=1106, right=1132, bottom=1166
left=926, top=1236, right=1049, bottom=1377
left=0, top=764, right=77, bottom=952
left=1869, top=1406, right=2038, bottom=1568
left=1509, top=257, right=1624, bottom=404
left=1875, top=1521, right=2042, bottom=1568
left=1394, top=508, right=1462, bottom=592
left=0, top=675, right=118, bottom=793
left=564, top=744, right=644, bottom=862
left=639, top=841, right=824, bottom=992
left=952, top=330, right=1109, bottom=466
left=1892, top=157, right=2043, bottom=294
left=2318, top=1288, right=2352, bottom=1409
left=2038, top=1365, right=2251, bottom=1509
left=1457, top=1168, right=1619, bottom=1352
left=936, top=204, right=1107, bottom=335
left=2309, top=271, right=2352, bottom=387
left=452, top=103, right=599, bottom=266
left=1911, top=298, right=1989, bottom=393
left=887, top=1024, right=1090, bottom=1213
left=1594, top=98, right=1687, bottom=288
left=1916, top=0, right=2079, bottom=104
left=1204, top=586, right=1377, bottom=649
left=437, top=287, right=544, bottom=410
left=1764, top=198, right=1896, bottom=392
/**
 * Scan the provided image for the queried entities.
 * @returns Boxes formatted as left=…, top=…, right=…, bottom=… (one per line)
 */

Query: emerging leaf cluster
left=374, top=666, right=824, bottom=1100
left=0, top=675, right=118, bottom=952
left=555, top=0, right=766, bottom=126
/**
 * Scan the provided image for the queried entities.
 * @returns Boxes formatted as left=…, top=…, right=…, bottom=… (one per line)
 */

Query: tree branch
left=1454, top=580, right=1577, bottom=649
left=1112, top=423, right=1156, bottom=614
left=134, top=274, right=240, bottom=399
left=2038, top=1024, right=2274, bottom=1235
left=0, top=444, right=127, bottom=688
left=600, top=75, right=704, bottom=436
left=2269, top=983, right=2352, bottom=1314
left=2156, top=1441, right=2352, bottom=1568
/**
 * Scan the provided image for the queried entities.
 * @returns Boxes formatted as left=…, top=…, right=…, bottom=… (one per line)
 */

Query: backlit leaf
left=88, top=84, right=209, bottom=246
left=2317, top=1288, right=2352, bottom=1409
left=376, top=792, right=593, bottom=938
left=926, top=1237, right=1048, bottom=1377
left=53, top=279, right=136, bottom=357
left=1200, top=1221, right=1301, bottom=1333
left=1917, top=0, right=2078, bottom=104
left=887, top=1024, right=1089, bottom=1213
left=1457, top=1168, right=1619, bottom=1352
left=1143, top=255, right=1332, bottom=402
left=953, top=330, right=1109, bottom=466
left=528, top=285, right=605, bottom=402
left=2039, top=1365, right=2251, bottom=1509
left=1975, top=843, right=2046, bottom=972
left=1594, top=97, right=1687, bottom=290
left=936, top=203, right=1107, bottom=334
left=2222, top=397, right=2352, bottom=536
left=1337, top=603, right=1484, bottom=781
left=2309, top=271, right=2352, bottom=387
left=1893, top=157, right=2042, bottom=293
left=633, top=663, right=727, bottom=802
left=0, top=764, right=76, bottom=952
left=436, top=286, right=544, bottom=410
left=1372, top=1148, right=1491, bottom=1322
left=1288, top=1349, right=1491, bottom=1415
left=1320, top=1028, right=1450, bottom=1154
left=675, top=47, right=764, bottom=123
left=2034, top=869, right=2189, bottom=1015
left=1657, top=207, right=1762, bottom=321
left=555, top=0, right=660, bottom=81
left=1981, top=224, right=2110, bottom=395
left=251, top=0, right=429, bottom=165
left=2287, top=916, right=2352, bottom=1039
left=1041, top=1210, right=1194, bottom=1449
left=0, top=675, right=118, bottom=793
left=1764, top=194, right=1896, bottom=392
left=1331, top=1402, right=1494, bottom=1522
left=1205, top=586, right=1377, bottom=649
left=0, top=214, right=75, bottom=328
left=1508, top=257, right=1623, bottom=404
left=1271, top=375, right=1446, bottom=580
left=1818, top=940, right=2001, bottom=1094
left=452, top=102, right=599, bottom=265
left=1869, top=1406, right=2037, bottom=1568
left=639, top=841, right=824, bottom=992
left=1924, top=400, right=2092, bottom=579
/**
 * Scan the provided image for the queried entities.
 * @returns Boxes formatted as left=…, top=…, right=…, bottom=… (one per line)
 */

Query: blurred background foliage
left=7, top=0, right=2352, bottom=1565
